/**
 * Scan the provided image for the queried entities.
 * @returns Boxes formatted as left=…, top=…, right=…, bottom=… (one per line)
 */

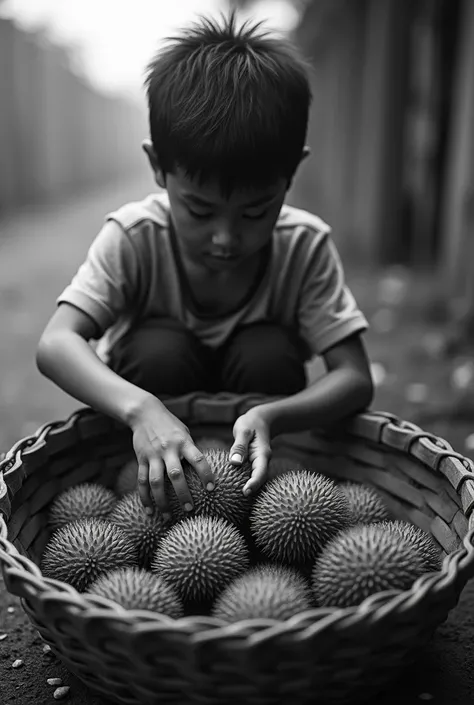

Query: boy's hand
left=229, top=408, right=272, bottom=496
left=129, top=396, right=215, bottom=518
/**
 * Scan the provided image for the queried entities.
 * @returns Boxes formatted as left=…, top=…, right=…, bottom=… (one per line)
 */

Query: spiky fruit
left=40, top=518, right=138, bottom=592
left=86, top=567, right=184, bottom=618
left=250, top=470, right=352, bottom=567
left=267, top=457, right=305, bottom=480
left=151, top=515, right=250, bottom=603
left=212, top=564, right=313, bottom=622
left=108, top=491, right=171, bottom=569
left=115, top=459, right=138, bottom=497
left=312, top=523, right=429, bottom=608
left=167, top=448, right=252, bottom=528
left=379, top=520, right=442, bottom=572
left=339, top=482, right=390, bottom=525
left=48, top=482, right=117, bottom=530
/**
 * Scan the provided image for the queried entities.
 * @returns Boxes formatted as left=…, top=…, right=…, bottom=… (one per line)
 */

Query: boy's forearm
left=36, top=331, right=156, bottom=427
left=257, top=368, right=374, bottom=438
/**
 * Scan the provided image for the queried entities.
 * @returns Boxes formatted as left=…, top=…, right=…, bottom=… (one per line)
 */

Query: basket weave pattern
left=1, top=392, right=474, bottom=705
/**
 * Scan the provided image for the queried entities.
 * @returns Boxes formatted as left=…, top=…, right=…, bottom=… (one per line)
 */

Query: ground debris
left=12, top=659, right=24, bottom=668
left=53, top=685, right=70, bottom=699
left=0, top=633, right=7, bottom=641
left=47, top=677, right=63, bottom=686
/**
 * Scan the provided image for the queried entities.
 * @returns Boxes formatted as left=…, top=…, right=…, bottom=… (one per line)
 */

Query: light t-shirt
left=57, top=192, right=368, bottom=363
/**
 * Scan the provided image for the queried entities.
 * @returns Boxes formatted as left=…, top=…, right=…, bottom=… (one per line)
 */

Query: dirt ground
left=1, top=175, right=474, bottom=704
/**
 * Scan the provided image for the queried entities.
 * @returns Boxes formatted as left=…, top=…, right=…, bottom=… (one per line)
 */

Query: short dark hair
left=144, top=12, right=311, bottom=195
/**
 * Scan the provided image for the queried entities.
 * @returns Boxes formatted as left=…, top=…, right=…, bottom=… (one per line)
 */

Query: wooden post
left=438, top=0, right=474, bottom=312
left=352, top=0, right=411, bottom=264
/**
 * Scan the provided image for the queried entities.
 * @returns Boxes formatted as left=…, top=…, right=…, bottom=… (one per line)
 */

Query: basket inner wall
left=4, top=423, right=469, bottom=567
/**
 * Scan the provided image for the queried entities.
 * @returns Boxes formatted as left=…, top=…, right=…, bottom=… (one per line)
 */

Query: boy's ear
left=142, top=139, right=166, bottom=189
left=301, top=145, right=311, bottom=163
left=286, top=145, right=311, bottom=191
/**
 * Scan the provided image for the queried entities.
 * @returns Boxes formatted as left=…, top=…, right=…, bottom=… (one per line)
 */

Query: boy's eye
left=188, top=208, right=213, bottom=219
left=244, top=209, right=268, bottom=220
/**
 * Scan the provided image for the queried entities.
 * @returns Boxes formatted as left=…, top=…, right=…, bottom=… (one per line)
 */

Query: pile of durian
left=39, top=448, right=442, bottom=622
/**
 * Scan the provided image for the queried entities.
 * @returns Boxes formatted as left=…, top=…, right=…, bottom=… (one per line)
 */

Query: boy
left=36, top=13, right=374, bottom=519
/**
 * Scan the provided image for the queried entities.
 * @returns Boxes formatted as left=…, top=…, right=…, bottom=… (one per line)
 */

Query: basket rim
left=1, top=392, right=474, bottom=642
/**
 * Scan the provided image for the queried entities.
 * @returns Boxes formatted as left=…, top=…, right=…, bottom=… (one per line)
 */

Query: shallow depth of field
left=1, top=0, right=474, bottom=703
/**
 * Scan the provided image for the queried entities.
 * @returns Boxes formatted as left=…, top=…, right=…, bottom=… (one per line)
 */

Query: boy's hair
left=144, top=12, right=312, bottom=195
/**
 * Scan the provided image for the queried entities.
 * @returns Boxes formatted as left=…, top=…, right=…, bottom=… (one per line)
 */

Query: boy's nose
left=211, top=228, right=239, bottom=250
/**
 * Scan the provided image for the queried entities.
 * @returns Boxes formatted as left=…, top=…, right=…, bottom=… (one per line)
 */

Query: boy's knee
left=221, top=322, right=307, bottom=395
left=109, top=318, right=214, bottom=395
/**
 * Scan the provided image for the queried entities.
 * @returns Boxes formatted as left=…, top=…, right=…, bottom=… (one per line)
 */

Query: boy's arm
left=36, top=304, right=153, bottom=427
left=37, top=304, right=215, bottom=514
left=229, top=332, right=373, bottom=495
left=253, top=332, right=373, bottom=437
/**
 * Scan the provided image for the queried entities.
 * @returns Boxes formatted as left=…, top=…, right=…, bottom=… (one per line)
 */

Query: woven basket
left=1, top=392, right=474, bottom=705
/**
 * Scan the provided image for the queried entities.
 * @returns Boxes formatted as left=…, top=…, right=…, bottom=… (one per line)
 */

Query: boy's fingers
left=183, top=441, right=215, bottom=491
left=148, top=455, right=168, bottom=517
left=164, top=451, right=194, bottom=512
left=137, top=460, right=154, bottom=514
left=243, top=441, right=271, bottom=496
left=229, top=431, right=252, bottom=465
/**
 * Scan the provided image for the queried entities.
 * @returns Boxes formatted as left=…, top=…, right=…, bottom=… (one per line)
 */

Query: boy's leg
left=219, top=321, right=307, bottom=395
left=108, top=317, right=217, bottom=396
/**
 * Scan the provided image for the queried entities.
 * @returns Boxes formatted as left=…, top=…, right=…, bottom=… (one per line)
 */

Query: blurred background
left=0, top=0, right=474, bottom=456
left=2, top=5, right=474, bottom=701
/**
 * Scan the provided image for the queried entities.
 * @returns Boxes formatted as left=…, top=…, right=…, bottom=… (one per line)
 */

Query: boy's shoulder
left=276, top=204, right=332, bottom=240
left=106, top=191, right=170, bottom=232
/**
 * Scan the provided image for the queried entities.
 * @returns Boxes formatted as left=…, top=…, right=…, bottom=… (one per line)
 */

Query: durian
left=108, top=491, right=171, bottom=569
left=312, top=523, right=430, bottom=608
left=379, top=519, right=442, bottom=572
left=151, top=515, right=250, bottom=604
left=250, top=470, right=352, bottom=567
left=48, top=482, right=117, bottom=530
left=41, top=518, right=138, bottom=592
left=168, top=448, right=252, bottom=528
left=212, top=564, right=313, bottom=622
left=87, top=566, right=184, bottom=618
left=339, top=482, right=390, bottom=525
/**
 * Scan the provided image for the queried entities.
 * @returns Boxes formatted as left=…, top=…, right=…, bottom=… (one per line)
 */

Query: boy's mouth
left=208, top=251, right=240, bottom=261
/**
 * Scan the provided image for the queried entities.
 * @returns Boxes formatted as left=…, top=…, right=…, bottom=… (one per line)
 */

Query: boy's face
left=166, top=169, right=289, bottom=271
left=147, top=154, right=289, bottom=271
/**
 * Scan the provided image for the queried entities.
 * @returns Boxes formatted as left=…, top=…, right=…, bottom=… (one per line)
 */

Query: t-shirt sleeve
left=56, top=219, right=140, bottom=337
left=298, top=232, right=368, bottom=356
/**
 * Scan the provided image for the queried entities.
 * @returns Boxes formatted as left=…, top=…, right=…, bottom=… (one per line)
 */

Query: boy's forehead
left=170, top=168, right=286, bottom=205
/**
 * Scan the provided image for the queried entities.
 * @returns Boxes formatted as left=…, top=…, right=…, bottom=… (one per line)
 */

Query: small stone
left=53, top=686, right=70, bottom=700
left=372, top=308, right=396, bottom=333
left=47, top=678, right=63, bottom=686
left=0, top=634, right=7, bottom=641
left=42, top=644, right=53, bottom=655
left=421, top=332, right=445, bottom=359
left=7, top=606, right=15, bottom=613
left=377, top=270, right=408, bottom=305
left=405, top=383, right=428, bottom=404
left=12, top=659, right=24, bottom=668
left=451, top=361, right=474, bottom=390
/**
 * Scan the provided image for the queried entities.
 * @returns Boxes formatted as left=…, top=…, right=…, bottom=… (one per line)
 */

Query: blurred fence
left=0, top=18, right=147, bottom=214
left=288, top=0, right=474, bottom=309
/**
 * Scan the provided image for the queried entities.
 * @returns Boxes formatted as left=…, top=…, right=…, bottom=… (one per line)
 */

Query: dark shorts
left=108, top=317, right=308, bottom=397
